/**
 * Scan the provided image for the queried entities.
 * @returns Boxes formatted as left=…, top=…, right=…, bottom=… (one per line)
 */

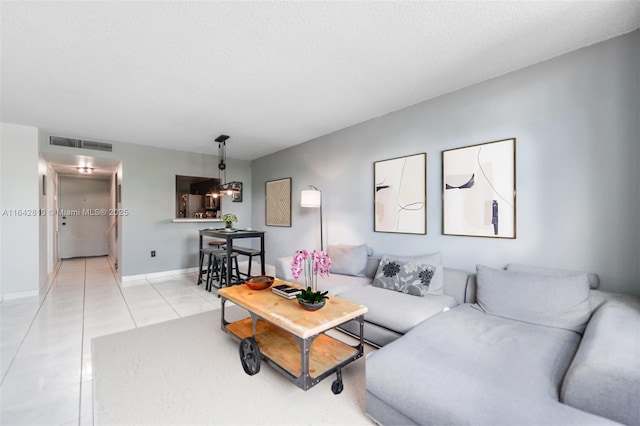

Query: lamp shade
left=217, top=182, right=241, bottom=196
left=301, top=189, right=321, bottom=208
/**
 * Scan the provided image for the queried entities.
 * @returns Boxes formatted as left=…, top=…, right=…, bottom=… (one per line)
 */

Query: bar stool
left=198, top=246, right=222, bottom=287
left=209, top=251, right=242, bottom=291
left=208, top=238, right=226, bottom=249
left=233, top=246, right=263, bottom=278
left=205, top=249, right=225, bottom=291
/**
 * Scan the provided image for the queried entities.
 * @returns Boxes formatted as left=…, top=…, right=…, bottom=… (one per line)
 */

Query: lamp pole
left=301, top=185, right=324, bottom=252
left=319, top=194, right=324, bottom=252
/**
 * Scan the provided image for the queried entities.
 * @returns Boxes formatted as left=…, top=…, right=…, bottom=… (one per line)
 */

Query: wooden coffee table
left=218, top=279, right=367, bottom=393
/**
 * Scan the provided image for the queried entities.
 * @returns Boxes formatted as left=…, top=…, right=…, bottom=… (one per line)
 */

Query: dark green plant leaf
left=296, top=287, right=329, bottom=303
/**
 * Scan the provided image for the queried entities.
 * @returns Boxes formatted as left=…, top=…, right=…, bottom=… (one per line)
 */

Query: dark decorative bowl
left=245, top=275, right=275, bottom=290
left=298, top=299, right=326, bottom=311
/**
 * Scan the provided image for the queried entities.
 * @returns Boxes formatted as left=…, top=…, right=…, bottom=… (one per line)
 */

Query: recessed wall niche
left=175, top=175, right=221, bottom=219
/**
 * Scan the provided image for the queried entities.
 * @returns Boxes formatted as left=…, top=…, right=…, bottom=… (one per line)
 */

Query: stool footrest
left=201, top=247, right=225, bottom=255
left=233, top=246, right=262, bottom=256
left=214, top=252, right=239, bottom=259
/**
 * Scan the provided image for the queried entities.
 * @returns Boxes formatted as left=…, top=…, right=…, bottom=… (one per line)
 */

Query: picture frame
left=442, top=138, right=516, bottom=238
left=42, top=175, right=47, bottom=196
left=231, top=182, right=243, bottom=202
left=374, top=152, right=427, bottom=234
left=265, top=177, right=292, bottom=227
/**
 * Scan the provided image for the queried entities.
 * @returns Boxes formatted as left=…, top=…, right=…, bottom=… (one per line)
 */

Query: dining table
left=199, top=228, right=266, bottom=287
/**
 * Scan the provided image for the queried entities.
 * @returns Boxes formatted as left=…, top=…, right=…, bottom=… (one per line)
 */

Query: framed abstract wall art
left=442, top=138, right=516, bottom=238
left=265, top=177, right=292, bottom=227
left=374, top=152, right=427, bottom=234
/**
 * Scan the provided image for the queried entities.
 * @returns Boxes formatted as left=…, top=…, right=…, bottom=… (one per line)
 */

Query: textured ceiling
left=2, top=1, right=639, bottom=161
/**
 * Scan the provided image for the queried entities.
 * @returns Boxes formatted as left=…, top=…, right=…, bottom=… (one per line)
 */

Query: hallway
left=1, top=256, right=220, bottom=425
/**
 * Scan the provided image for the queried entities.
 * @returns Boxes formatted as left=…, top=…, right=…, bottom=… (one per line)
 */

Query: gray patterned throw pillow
left=373, top=255, right=436, bottom=297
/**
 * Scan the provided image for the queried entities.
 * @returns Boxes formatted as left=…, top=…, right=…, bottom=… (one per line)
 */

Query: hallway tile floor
left=1, top=256, right=222, bottom=426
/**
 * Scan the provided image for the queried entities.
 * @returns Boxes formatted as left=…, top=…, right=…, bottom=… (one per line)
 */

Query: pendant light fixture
left=215, top=134, right=241, bottom=196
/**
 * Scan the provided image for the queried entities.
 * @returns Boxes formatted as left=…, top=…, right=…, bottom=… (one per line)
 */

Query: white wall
left=1, top=123, right=40, bottom=298
left=251, top=31, right=640, bottom=296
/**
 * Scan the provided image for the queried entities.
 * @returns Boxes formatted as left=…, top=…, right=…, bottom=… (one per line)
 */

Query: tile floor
left=0, top=256, right=227, bottom=426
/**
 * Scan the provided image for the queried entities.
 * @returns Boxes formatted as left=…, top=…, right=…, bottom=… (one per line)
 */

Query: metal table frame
left=199, top=228, right=265, bottom=286
left=220, top=296, right=366, bottom=392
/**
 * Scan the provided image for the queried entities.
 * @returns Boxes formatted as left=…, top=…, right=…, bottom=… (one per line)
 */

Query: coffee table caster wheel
left=331, top=379, right=343, bottom=394
left=332, top=369, right=344, bottom=394
left=239, top=337, right=261, bottom=376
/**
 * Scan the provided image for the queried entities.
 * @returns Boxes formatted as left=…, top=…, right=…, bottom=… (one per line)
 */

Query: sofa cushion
left=476, top=265, right=592, bottom=334
left=363, top=255, right=381, bottom=279
left=506, top=263, right=600, bottom=289
left=327, top=244, right=369, bottom=276
left=442, top=268, right=472, bottom=305
left=338, top=285, right=456, bottom=334
left=365, top=304, right=598, bottom=426
left=373, top=252, right=443, bottom=295
left=315, top=273, right=371, bottom=296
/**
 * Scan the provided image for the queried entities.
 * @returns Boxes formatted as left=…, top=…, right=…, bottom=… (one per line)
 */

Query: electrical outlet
left=151, top=250, right=156, bottom=257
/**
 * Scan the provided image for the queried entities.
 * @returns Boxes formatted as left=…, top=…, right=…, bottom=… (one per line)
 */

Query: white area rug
left=92, top=308, right=374, bottom=425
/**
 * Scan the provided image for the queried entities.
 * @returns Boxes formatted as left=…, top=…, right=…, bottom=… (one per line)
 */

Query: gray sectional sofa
left=275, top=245, right=471, bottom=347
left=276, top=247, right=640, bottom=425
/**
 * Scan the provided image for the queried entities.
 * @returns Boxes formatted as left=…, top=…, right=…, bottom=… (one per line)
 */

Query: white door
left=59, top=176, right=110, bottom=259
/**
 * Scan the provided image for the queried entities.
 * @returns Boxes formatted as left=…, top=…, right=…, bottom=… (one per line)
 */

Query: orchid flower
left=290, top=249, right=332, bottom=290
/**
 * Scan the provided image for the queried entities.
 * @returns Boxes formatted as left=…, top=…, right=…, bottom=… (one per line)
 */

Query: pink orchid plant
left=291, top=249, right=332, bottom=291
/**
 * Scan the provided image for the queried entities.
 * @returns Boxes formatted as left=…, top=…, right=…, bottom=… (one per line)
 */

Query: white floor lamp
left=301, top=185, right=323, bottom=251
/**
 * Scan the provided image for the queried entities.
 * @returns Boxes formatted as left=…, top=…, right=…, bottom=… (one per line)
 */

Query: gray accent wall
left=251, top=31, right=640, bottom=296
left=2, top=31, right=637, bottom=298
left=39, top=136, right=253, bottom=278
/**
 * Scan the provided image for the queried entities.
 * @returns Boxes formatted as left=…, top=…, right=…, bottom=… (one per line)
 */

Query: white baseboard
left=43, top=262, right=61, bottom=292
left=122, top=267, right=199, bottom=286
left=121, top=262, right=275, bottom=287
left=1, top=289, right=39, bottom=303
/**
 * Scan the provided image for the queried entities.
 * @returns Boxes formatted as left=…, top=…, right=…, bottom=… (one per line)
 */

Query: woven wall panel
left=265, top=178, right=291, bottom=227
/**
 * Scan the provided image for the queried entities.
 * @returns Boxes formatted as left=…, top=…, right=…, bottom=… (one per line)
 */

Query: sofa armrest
left=465, top=274, right=477, bottom=303
left=442, top=268, right=472, bottom=305
left=560, top=296, right=640, bottom=426
left=275, top=256, right=295, bottom=281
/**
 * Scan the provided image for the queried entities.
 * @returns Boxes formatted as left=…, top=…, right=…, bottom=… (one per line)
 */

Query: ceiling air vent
left=81, top=140, right=113, bottom=152
left=49, top=136, right=113, bottom=152
left=49, top=136, right=82, bottom=148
